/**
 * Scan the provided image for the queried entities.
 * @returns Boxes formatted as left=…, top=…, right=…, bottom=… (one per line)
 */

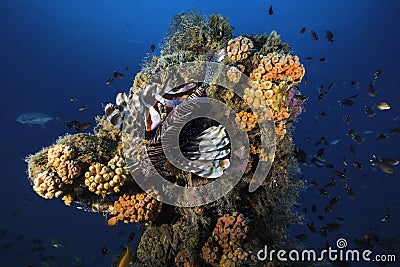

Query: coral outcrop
left=25, top=10, right=307, bottom=267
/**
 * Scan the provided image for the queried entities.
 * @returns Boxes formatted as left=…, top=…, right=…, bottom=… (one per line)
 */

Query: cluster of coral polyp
left=227, top=49, right=305, bottom=139
left=109, top=192, right=162, bottom=226
left=47, top=144, right=81, bottom=184
left=226, top=36, right=253, bottom=61
left=32, top=144, right=81, bottom=199
left=32, top=170, right=64, bottom=199
left=84, top=155, right=128, bottom=196
left=234, top=111, right=258, bottom=131
left=226, top=66, right=242, bottom=83
left=202, top=212, right=254, bottom=266
left=250, top=52, right=304, bottom=85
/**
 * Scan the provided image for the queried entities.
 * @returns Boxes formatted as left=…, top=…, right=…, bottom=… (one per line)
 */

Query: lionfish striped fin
left=104, top=103, right=123, bottom=129
left=161, top=108, right=231, bottom=178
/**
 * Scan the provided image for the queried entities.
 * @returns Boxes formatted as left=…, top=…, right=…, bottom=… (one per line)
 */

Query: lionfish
left=104, top=49, right=230, bottom=178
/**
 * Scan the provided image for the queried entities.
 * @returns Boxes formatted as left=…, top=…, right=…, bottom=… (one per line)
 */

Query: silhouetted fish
left=113, top=71, right=124, bottom=79
left=381, top=212, right=390, bottom=222
left=326, top=30, right=334, bottom=43
left=333, top=169, right=346, bottom=179
left=127, top=232, right=136, bottom=243
left=376, top=133, right=388, bottom=141
left=78, top=104, right=89, bottom=111
left=352, top=162, right=363, bottom=168
left=310, top=30, right=318, bottom=40
left=300, top=27, right=306, bottom=34
left=311, top=205, right=317, bottom=212
left=368, top=81, right=377, bottom=97
left=64, top=120, right=80, bottom=129
left=323, top=177, right=336, bottom=189
left=268, top=5, right=273, bottom=15
left=307, top=222, right=317, bottom=233
left=319, top=57, right=326, bottom=62
left=339, top=94, right=358, bottom=106
left=294, top=147, right=307, bottom=164
left=105, top=77, right=114, bottom=85
left=388, top=127, right=400, bottom=135
left=76, top=122, right=92, bottom=131
left=343, top=114, right=350, bottom=124
left=305, top=56, right=312, bottom=61
left=101, top=246, right=109, bottom=255
left=150, top=44, right=155, bottom=52
left=317, top=189, right=330, bottom=197
left=374, top=69, right=383, bottom=79
left=344, top=184, right=355, bottom=198
left=350, top=81, right=359, bottom=86
left=365, top=106, right=375, bottom=117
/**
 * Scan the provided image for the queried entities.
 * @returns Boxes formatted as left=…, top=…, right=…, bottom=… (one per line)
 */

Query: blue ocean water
left=1, top=0, right=399, bottom=266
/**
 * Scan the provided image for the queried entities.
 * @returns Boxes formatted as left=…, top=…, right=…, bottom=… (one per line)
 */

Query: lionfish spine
left=187, top=85, right=207, bottom=99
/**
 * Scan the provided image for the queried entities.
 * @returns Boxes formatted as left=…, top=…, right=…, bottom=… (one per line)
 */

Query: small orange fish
left=117, top=246, right=132, bottom=267
left=107, top=216, right=118, bottom=227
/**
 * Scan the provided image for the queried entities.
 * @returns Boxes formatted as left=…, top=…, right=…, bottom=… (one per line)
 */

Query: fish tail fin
left=183, top=125, right=230, bottom=178
left=163, top=104, right=230, bottom=178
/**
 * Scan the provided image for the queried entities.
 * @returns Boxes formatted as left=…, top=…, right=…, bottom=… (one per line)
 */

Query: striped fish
left=105, top=50, right=230, bottom=178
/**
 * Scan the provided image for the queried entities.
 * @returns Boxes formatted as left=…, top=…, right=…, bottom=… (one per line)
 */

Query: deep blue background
left=1, top=0, right=399, bottom=266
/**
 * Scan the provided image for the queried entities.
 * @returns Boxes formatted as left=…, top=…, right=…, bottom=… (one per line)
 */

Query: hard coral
left=109, top=191, right=162, bottom=226
left=227, top=36, right=254, bottom=62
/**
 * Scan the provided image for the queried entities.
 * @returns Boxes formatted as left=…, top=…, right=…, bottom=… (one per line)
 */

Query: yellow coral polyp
left=115, top=167, right=123, bottom=175
left=264, top=89, right=274, bottom=99
left=84, top=155, right=129, bottom=195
